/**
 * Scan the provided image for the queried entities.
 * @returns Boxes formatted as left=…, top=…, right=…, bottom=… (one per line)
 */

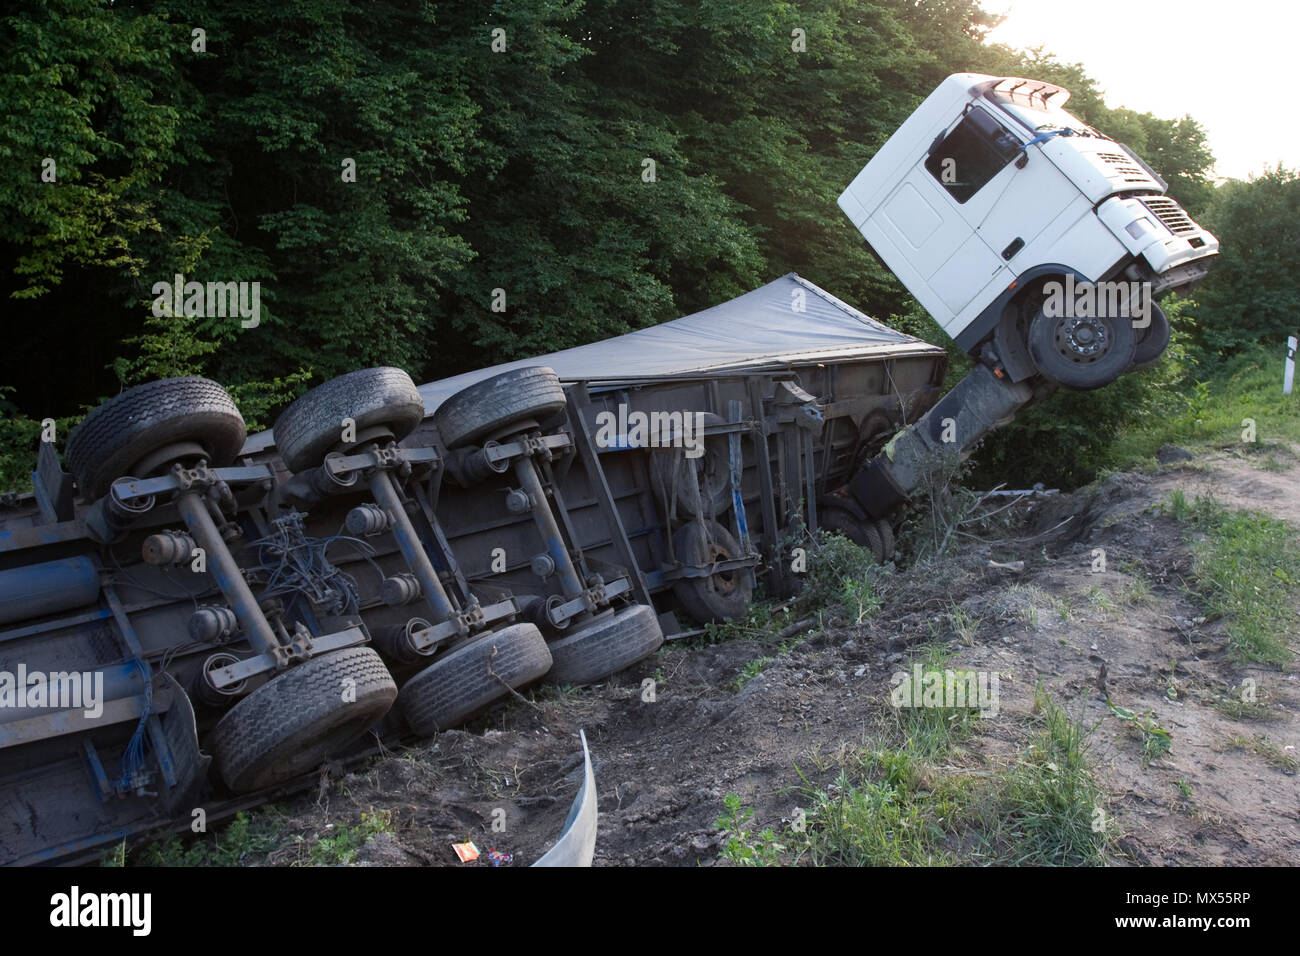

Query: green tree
left=1193, top=166, right=1300, bottom=354
left=0, top=0, right=186, bottom=297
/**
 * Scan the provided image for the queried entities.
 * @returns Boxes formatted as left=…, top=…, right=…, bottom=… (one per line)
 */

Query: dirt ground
left=245, top=449, right=1298, bottom=867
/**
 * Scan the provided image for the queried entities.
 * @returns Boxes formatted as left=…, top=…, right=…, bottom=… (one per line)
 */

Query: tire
left=434, top=366, right=567, bottom=449
left=1027, top=301, right=1136, bottom=390
left=819, top=506, right=885, bottom=563
left=209, top=646, right=397, bottom=793
left=398, top=623, right=551, bottom=736
left=874, top=518, right=896, bottom=561
left=547, top=603, right=664, bottom=685
left=854, top=409, right=898, bottom=467
left=1130, top=302, right=1171, bottom=369
left=65, top=377, right=246, bottom=501
left=648, top=413, right=737, bottom=519
left=273, top=367, right=425, bottom=473
left=671, top=520, right=754, bottom=623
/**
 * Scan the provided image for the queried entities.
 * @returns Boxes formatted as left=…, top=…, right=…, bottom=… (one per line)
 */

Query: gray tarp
left=244, top=273, right=939, bottom=453
left=417, top=273, right=938, bottom=411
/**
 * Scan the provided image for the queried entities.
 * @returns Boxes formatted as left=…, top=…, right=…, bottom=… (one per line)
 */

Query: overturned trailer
left=0, top=273, right=946, bottom=865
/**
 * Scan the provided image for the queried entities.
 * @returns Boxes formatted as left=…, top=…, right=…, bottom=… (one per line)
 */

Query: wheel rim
left=1053, top=315, right=1113, bottom=365
left=707, top=542, right=738, bottom=595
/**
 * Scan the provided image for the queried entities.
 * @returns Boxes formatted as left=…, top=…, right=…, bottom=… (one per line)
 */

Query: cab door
left=913, top=105, right=1025, bottom=319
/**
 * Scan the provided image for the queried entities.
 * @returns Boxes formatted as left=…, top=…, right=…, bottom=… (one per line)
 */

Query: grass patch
left=891, top=643, right=983, bottom=758
left=1251, top=736, right=1300, bottom=775
left=1217, top=734, right=1300, bottom=775
left=716, top=654, right=1112, bottom=866
left=1164, top=491, right=1299, bottom=665
left=1107, top=346, right=1300, bottom=469
left=989, top=688, right=1111, bottom=865
left=112, top=805, right=395, bottom=867
left=1119, top=573, right=1152, bottom=605
left=796, top=750, right=970, bottom=866
left=1211, top=693, right=1274, bottom=721
left=111, top=807, right=292, bottom=867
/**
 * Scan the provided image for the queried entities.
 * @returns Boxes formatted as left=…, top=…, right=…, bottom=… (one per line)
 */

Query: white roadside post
left=1286, top=336, right=1297, bottom=395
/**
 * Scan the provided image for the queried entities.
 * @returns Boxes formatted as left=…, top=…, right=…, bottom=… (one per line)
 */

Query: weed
left=1105, top=697, right=1173, bottom=762
left=947, top=603, right=981, bottom=642
left=308, top=809, right=392, bottom=865
left=715, top=794, right=785, bottom=866
left=732, top=655, right=773, bottom=690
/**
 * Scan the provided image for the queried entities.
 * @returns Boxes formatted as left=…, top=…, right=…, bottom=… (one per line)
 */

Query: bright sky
left=983, top=0, right=1295, bottom=181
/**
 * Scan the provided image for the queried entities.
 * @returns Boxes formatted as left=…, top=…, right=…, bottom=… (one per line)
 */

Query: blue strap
left=1022, top=128, right=1075, bottom=151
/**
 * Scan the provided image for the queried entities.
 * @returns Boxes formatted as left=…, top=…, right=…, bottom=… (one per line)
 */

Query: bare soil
left=248, top=451, right=1299, bottom=866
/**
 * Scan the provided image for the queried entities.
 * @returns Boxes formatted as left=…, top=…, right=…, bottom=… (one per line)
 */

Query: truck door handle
left=1001, top=238, right=1024, bottom=260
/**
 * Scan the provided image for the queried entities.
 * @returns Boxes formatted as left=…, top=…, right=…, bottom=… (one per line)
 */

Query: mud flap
left=157, top=671, right=210, bottom=814
left=533, top=729, right=597, bottom=867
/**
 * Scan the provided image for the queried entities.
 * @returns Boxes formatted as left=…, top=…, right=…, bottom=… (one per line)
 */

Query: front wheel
left=819, top=505, right=885, bottom=561
left=1027, top=304, right=1136, bottom=390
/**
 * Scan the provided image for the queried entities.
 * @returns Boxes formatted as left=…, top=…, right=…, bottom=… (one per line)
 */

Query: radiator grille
left=1141, top=196, right=1199, bottom=236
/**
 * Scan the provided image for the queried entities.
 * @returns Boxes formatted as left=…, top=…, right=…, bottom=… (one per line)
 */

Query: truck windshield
left=987, top=91, right=1105, bottom=139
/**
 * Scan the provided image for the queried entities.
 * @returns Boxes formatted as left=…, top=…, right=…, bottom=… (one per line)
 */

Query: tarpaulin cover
left=245, top=274, right=939, bottom=452
left=416, top=273, right=938, bottom=412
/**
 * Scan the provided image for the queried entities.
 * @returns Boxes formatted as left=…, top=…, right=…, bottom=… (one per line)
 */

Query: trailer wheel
left=434, top=366, right=567, bottom=449
left=1027, top=303, right=1135, bottom=390
left=398, top=623, right=552, bottom=735
left=547, top=603, right=664, bottom=685
left=1130, top=302, right=1170, bottom=370
left=874, top=518, right=896, bottom=562
left=209, top=646, right=397, bottom=793
left=819, top=506, right=886, bottom=563
left=273, top=367, right=425, bottom=473
left=671, top=520, right=754, bottom=622
left=855, top=409, right=898, bottom=465
left=65, top=377, right=247, bottom=501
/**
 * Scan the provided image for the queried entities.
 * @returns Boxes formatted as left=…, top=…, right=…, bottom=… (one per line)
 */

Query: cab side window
left=924, top=108, right=1022, bottom=203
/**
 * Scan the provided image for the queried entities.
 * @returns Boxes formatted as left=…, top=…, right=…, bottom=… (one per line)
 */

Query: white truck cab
left=839, top=74, right=1219, bottom=389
